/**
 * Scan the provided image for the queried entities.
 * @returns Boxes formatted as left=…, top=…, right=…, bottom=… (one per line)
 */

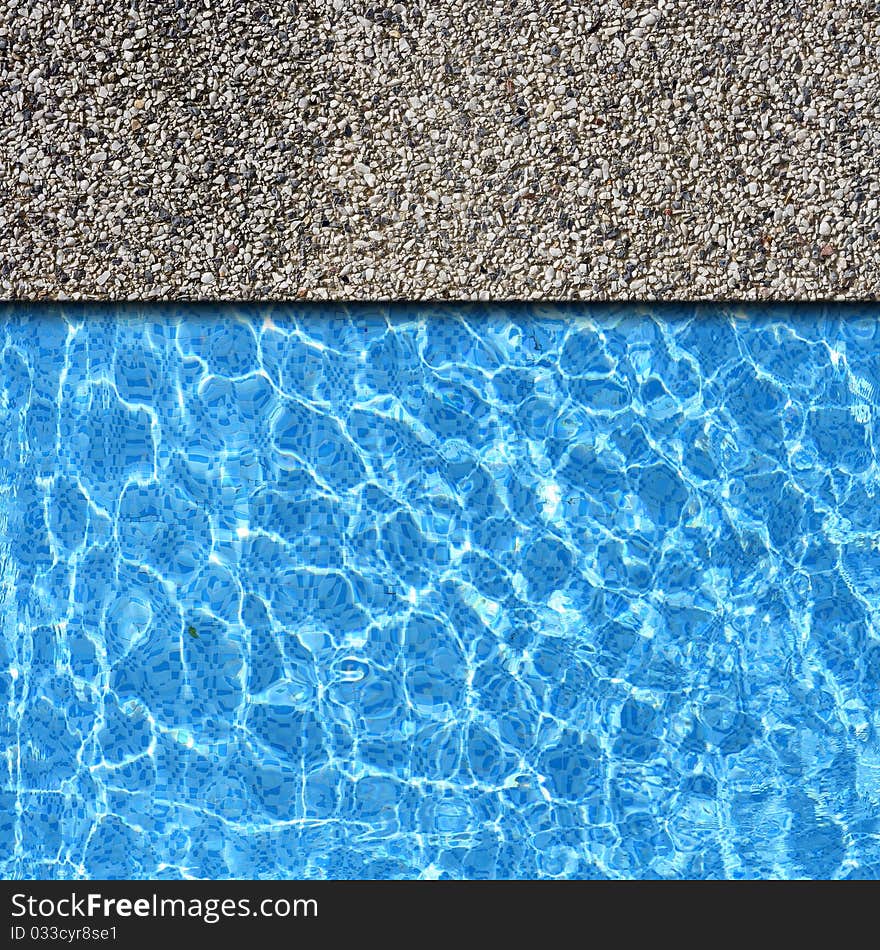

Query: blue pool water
left=3, top=303, right=880, bottom=880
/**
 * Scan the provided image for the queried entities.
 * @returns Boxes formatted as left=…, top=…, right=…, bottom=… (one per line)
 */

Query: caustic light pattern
left=3, top=304, right=880, bottom=880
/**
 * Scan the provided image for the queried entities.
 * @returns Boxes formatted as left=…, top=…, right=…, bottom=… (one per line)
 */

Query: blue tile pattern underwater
left=4, top=303, right=880, bottom=880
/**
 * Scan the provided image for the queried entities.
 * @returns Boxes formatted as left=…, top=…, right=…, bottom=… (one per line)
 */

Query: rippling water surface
left=3, top=303, right=880, bottom=879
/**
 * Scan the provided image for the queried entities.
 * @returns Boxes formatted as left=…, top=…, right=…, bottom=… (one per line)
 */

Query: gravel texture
left=2, top=0, right=879, bottom=300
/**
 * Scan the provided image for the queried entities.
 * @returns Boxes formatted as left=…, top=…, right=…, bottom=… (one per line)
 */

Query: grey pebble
left=1, top=0, right=878, bottom=300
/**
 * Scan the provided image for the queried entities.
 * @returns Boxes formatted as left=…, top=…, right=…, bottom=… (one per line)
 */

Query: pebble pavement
left=2, top=0, right=878, bottom=299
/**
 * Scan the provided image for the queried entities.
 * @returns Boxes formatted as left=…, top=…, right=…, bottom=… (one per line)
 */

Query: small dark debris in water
left=187, top=625, right=199, bottom=639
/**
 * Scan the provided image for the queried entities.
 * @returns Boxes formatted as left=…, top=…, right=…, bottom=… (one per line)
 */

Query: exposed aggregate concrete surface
left=2, top=0, right=879, bottom=299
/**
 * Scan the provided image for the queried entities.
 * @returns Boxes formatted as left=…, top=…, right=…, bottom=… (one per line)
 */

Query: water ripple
left=2, top=303, right=880, bottom=880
